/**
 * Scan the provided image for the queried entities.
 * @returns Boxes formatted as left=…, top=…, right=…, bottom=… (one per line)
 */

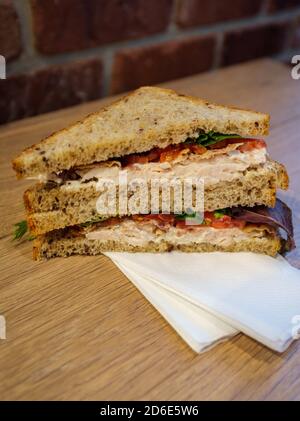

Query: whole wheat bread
left=13, top=86, right=270, bottom=179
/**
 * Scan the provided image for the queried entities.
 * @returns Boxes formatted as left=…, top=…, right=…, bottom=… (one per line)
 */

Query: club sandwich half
left=12, top=87, right=294, bottom=259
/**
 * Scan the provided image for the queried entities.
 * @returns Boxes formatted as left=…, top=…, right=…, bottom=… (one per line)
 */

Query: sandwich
left=12, top=87, right=294, bottom=259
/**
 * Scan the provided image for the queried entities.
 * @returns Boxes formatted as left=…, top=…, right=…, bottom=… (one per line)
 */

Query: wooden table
left=1, top=59, right=300, bottom=401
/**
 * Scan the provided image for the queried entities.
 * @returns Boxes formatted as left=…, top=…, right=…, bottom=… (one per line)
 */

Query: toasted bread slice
left=13, top=86, right=269, bottom=179
left=25, top=161, right=288, bottom=236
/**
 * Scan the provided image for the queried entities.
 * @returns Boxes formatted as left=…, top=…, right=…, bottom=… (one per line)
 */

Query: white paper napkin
left=107, top=252, right=300, bottom=352
left=113, top=259, right=237, bottom=353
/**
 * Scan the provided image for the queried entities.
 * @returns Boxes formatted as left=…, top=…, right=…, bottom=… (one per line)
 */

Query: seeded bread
left=13, top=86, right=270, bottom=179
left=33, top=231, right=282, bottom=260
left=25, top=161, right=288, bottom=235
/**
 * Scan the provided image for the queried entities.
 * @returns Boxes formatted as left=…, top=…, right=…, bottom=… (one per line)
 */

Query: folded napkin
left=107, top=252, right=300, bottom=352
left=113, top=259, right=237, bottom=353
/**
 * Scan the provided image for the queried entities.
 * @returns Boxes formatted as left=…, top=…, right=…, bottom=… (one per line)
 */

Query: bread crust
left=13, top=86, right=270, bottom=178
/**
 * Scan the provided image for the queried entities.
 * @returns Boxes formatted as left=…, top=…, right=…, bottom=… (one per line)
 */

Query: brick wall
left=0, top=0, right=299, bottom=125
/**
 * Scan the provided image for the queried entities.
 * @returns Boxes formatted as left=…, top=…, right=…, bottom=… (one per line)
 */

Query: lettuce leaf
left=195, top=131, right=242, bottom=147
left=13, top=220, right=35, bottom=241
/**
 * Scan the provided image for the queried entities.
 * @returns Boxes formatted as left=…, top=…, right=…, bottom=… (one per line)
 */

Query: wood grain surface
left=0, top=59, right=299, bottom=401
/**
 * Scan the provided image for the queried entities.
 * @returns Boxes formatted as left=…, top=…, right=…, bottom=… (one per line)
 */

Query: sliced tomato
left=122, top=137, right=266, bottom=168
left=144, top=214, right=174, bottom=222
left=204, top=213, right=247, bottom=229
left=209, top=138, right=266, bottom=152
left=159, top=146, right=187, bottom=163
left=147, top=148, right=161, bottom=162
left=132, top=215, right=146, bottom=222
left=157, top=214, right=175, bottom=223
left=175, top=220, right=187, bottom=229
left=219, top=215, right=232, bottom=223
left=210, top=215, right=232, bottom=228
left=159, top=150, right=176, bottom=162
left=203, top=211, right=215, bottom=222
left=231, top=219, right=246, bottom=229
left=238, top=138, right=266, bottom=152
left=139, top=214, right=175, bottom=225
left=122, top=141, right=207, bottom=166
left=123, top=154, right=150, bottom=166
left=131, top=212, right=246, bottom=230
left=99, top=216, right=122, bottom=227
left=189, top=144, right=207, bottom=155
left=208, top=138, right=242, bottom=149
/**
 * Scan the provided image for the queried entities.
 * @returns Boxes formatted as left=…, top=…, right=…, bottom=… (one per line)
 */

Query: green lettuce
left=195, top=131, right=242, bottom=147
left=13, top=220, right=35, bottom=241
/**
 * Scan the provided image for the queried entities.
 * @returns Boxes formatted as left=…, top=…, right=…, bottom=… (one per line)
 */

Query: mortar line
left=6, top=6, right=300, bottom=78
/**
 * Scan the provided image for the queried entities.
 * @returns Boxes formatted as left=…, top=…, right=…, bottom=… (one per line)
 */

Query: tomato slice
left=158, top=214, right=175, bottom=223
left=122, top=147, right=161, bottom=166
left=189, top=144, right=207, bottom=155
left=210, top=215, right=232, bottom=228
left=122, top=137, right=267, bottom=168
left=175, top=220, right=187, bottom=229
left=123, top=154, right=150, bottom=166
left=208, top=138, right=242, bottom=149
left=231, top=219, right=246, bottom=229
left=159, top=146, right=188, bottom=163
left=147, top=148, right=161, bottom=162
left=99, top=216, right=122, bottom=227
left=238, top=139, right=266, bottom=152
left=132, top=215, right=146, bottom=222
left=209, top=138, right=266, bottom=152
left=140, top=214, right=175, bottom=225
left=203, top=211, right=214, bottom=219
left=112, top=213, right=247, bottom=231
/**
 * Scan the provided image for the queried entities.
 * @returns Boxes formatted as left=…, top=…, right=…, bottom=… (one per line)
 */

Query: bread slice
left=33, top=229, right=282, bottom=260
left=13, top=86, right=269, bottom=179
left=25, top=160, right=288, bottom=236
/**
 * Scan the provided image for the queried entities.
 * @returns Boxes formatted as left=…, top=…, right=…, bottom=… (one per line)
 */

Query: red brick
left=0, top=0, right=22, bottom=61
left=267, top=0, right=300, bottom=13
left=292, top=17, right=300, bottom=48
left=176, top=0, right=262, bottom=28
left=0, top=59, right=102, bottom=124
left=31, top=0, right=173, bottom=54
left=111, top=36, right=216, bottom=94
left=222, top=23, right=289, bottom=66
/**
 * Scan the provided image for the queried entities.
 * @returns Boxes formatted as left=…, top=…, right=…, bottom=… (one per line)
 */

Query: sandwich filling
left=83, top=213, right=274, bottom=247
left=66, top=199, right=293, bottom=252
left=27, top=134, right=268, bottom=188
